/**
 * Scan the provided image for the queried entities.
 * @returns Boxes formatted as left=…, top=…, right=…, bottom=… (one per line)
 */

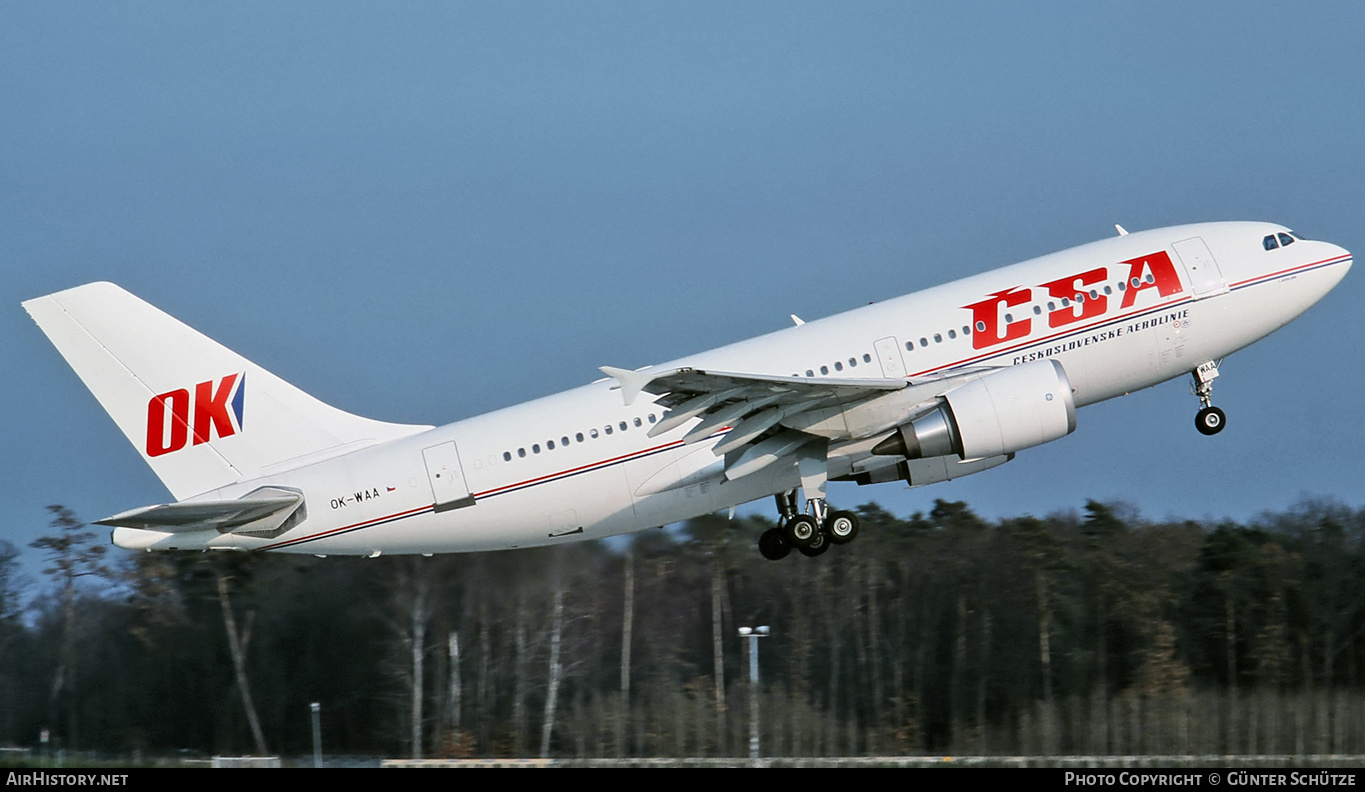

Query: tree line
left=5, top=496, right=1365, bottom=759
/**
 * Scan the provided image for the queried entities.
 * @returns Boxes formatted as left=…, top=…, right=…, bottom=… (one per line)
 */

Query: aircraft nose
left=1334, top=242, right=1353, bottom=273
left=1315, top=240, right=1352, bottom=292
left=1324, top=240, right=1352, bottom=273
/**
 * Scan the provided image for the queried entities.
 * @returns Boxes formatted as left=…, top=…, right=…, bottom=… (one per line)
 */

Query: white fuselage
left=134, top=222, right=1351, bottom=555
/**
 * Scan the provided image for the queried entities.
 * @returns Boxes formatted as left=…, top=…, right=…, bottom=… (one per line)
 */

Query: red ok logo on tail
left=145, top=373, right=245, bottom=457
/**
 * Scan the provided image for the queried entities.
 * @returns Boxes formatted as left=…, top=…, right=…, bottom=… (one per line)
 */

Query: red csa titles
left=965, top=251, right=1185, bottom=351
left=145, top=373, right=245, bottom=457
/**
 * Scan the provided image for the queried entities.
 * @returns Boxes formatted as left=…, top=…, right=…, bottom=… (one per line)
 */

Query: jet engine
left=873, top=359, right=1076, bottom=460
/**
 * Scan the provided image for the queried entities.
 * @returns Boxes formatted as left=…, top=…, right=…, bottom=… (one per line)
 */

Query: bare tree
left=215, top=567, right=268, bottom=755
left=30, top=505, right=109, bottom=748
left=540, top=568, right=566, bottom=758
left=0, top=540, right=27, bottom=744
left=619, top=548, right=633, bottom=757
left=377, top=557, right=436, bottom=759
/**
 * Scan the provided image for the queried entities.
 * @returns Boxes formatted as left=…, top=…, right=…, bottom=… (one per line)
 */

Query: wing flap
left=604, top=366, right=909, bottom=402
left=600, top=365, right=913, bottom=481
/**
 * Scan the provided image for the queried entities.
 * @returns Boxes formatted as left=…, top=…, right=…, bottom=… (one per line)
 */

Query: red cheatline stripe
left=1228, top=254, right=1350, bottom=289
left=261, top=503, right=434, bottom=550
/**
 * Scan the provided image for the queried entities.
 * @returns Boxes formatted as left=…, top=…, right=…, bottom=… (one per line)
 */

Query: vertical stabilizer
left=23, top=282, right=431, bottom=500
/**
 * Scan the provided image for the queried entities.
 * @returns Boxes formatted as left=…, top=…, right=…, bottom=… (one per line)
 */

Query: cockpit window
left=1278, top=232, right=1295, bottom=247
left=1263, top=234, right=1279, bottom=251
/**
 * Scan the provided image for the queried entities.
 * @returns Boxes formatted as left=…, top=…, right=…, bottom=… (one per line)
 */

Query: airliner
left=23, top=222, right=1351, bottom=560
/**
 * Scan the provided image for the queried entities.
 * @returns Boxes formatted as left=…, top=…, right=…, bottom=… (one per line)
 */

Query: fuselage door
left=1172, top=237, right=1228, bottom=298
left=873, top=336, right=907, bottom=379
left=423, top=441, right=475, bottom=512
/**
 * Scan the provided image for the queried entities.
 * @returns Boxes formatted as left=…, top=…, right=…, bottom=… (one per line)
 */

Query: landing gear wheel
left=797, top=530, right=829, bottom=557
left=1196, top=406, right=1226, bottom=436
left=758, top=528, right=791, bottom=561
left=785, top=514, right=820, bottom=549
left=826, top=510, right=859, bottom=545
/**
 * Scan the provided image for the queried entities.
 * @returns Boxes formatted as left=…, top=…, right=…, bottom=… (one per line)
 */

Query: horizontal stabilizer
left=96, top=487, right=304, bottom=538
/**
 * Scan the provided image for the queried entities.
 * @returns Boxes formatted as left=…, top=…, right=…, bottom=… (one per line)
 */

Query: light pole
left=737, top=626, right=769, bottom=762
left=310, top=702, right=321, bottom=768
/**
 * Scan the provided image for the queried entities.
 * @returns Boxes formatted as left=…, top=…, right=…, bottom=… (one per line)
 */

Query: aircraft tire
left=785, top=514, right=819, bottom=548
left=759, top=528, right=791, bottom=561
left=826, top=510, right=859, bottom=545
left=797, top=530, right=829, bottom=557
left=1196, top=406, right=1226, bottom=436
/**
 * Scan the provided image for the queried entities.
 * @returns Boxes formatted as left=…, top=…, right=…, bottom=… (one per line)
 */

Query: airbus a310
left=24, top=222, right=1350, bottom=560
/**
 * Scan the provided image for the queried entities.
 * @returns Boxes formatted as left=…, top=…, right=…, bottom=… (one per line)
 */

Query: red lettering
left=193, top=373, right=239, bottom=445
left=1119, top=251, right=1184, bottom=309
left=146, top=389, right=190, bottom=457
left=1042, top=267, right=1108, bottom=328
left=966, top=288, right=1032, bottom=349
left=145, top=373, right=243, bottom=456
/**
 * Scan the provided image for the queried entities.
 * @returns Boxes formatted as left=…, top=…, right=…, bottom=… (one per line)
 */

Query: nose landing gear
left=1196, top=405, right=1226, bottom=435
left=1192, top=360, right=1226, bottom=436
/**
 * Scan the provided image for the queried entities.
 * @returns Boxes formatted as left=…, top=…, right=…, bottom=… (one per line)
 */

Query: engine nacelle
left=841, top=453, right=1012, bottom=487
left=873, top=359, right=1076, bottom=460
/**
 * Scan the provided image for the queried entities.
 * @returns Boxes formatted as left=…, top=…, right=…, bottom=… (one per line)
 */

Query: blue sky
left=4, top=2, right=1363, bottom=564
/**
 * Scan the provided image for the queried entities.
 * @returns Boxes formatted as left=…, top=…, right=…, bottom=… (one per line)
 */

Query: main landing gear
left=1192, top=360, right=1226, bottom=436
left=757, top=491, right=861, bottom=561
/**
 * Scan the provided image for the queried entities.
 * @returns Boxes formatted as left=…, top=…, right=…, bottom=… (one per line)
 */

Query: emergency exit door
left=1173, top=237, right=1228, bottom=298
left=423, top=441, right=475, bottom=512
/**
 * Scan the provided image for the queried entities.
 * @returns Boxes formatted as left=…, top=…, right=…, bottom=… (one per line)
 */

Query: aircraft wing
left=600, top=365, right=926, bottom=481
